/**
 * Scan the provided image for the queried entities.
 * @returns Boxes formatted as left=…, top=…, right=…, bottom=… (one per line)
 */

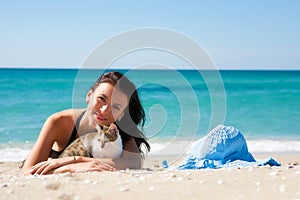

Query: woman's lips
left=96, top=113, right=106, bottom=121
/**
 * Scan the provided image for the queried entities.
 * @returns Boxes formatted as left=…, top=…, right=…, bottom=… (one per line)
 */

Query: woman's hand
left=29, top=157, right=74, bottom=175
left=29, top=157, right=116, bottom=175
left=53, top=159, right=116, bottom=174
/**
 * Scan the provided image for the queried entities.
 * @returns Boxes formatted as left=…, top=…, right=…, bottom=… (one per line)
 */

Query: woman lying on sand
left=21, top=71, right=150, bottom=175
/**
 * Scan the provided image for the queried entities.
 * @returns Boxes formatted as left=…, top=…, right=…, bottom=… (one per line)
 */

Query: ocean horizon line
left=1, top=66, right=300, bottom=71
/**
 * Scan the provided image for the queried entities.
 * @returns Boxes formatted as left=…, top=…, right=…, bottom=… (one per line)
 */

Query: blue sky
left=0, top=0, right=299, bottom=70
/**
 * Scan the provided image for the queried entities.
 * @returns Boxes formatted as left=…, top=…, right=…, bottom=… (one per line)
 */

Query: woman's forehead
left=95, top=83, right=128, bottom=104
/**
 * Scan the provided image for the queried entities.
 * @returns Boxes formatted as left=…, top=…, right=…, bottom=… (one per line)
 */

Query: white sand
left=0, top=153, right=299, bottom=200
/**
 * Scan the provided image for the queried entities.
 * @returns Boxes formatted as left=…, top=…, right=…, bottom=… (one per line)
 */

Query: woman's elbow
left=131, top=155, right=142, bottom=169
left=120, top=152, right=143, bottom=169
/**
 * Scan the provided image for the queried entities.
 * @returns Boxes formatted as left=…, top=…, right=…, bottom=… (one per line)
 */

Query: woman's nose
left=100, top=104, right=109, bottom=113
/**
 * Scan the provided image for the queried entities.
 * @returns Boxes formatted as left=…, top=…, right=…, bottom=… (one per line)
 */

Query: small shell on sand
left=6, top=190, right=14, bottom=194
left=269, top=171, right=279, bottom=177
left=254, top=181, right=261, bottom=186
left=45, top=182, right=61, bottom=190
left=148, top=186, right=155, bottom=191
left=120, top=187, right=130, bottom=192
left=278, top=184, right=286, bottom=192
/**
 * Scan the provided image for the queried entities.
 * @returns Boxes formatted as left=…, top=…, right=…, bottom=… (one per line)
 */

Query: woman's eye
left=98, top=96, right=105, bottom=102
left=112, top=105, right=121, bottom=112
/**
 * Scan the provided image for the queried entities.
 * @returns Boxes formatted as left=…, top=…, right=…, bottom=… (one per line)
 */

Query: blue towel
left=164, top=125, right=281, bottom=170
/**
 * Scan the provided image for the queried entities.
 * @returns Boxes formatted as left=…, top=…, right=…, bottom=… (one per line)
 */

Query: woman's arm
left=20, top=110, right=76, bottom=175
left=29, top=137, right=142, bottom=175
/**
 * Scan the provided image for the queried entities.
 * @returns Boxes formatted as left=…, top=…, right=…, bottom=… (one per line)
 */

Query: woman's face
left=86, top=82, right=129, bottom=126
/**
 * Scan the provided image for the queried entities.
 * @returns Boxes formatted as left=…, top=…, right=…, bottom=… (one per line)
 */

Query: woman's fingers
left=92, top=160, right=116, bottom=171
left=29, top=158, right=116, bottom=175
left=30, top=160, right=57, bottom=175
left=29, top=162, right=45, bottom=174
left=71, top=161, right=116, bottom=173
left=94, top=165, right=115, bottom=172
left=30, top=163, right=47, bottom=174
left=39, top=164, right=53, bottom=175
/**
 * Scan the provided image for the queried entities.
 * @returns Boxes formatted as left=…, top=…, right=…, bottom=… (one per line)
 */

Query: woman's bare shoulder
left=49, top=109, right=85, bottom=126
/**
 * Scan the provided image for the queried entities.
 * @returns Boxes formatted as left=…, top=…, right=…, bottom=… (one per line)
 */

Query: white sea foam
left=0, top=147, right=30, bottom=162
left=147, top=139, right=300, bottom=156
left=247, top=140, right=300, bottom=153
left=0, top=143, right=32, bottom=162
left=0, top=139, right=299, bottom=162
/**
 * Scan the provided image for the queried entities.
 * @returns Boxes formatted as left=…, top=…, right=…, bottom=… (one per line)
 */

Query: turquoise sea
left=0, top=68, right=300, bottom=161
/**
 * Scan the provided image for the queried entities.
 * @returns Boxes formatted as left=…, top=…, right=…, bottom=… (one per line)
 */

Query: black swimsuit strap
left=66, top=110, right=86, bottom=146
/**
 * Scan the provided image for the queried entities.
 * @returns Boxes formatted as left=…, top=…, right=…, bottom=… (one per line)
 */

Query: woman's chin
left=96, top=119, right=109, bottom=127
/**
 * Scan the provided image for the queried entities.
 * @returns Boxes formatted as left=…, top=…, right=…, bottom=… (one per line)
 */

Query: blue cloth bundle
left=164, top=125, right=280, bottom=170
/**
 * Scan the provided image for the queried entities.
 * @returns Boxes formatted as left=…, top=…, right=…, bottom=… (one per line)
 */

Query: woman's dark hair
left=90, top=71, right=150, bottom=154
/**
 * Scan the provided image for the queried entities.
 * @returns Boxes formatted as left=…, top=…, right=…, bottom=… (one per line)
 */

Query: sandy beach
left=0, top=153, right=299, bottom=200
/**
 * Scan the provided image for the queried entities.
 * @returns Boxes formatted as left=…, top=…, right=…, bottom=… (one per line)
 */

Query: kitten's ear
left=102, top=125, right=109, bottom=133
left=105, top=124, right=118, bottom=141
